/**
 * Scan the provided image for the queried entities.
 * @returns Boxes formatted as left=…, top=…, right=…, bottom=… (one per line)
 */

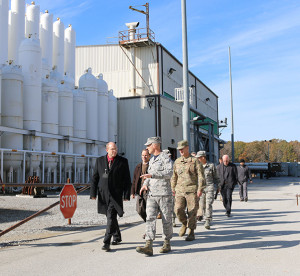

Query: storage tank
left=97, top=73, right=108, bottom=156
left=1, top=61, right=24, bottom=178
left=42, top=74, right=59, bottom=182
left=8, top=0, right=25, bottom=64
left=58, top=80, right=73, bottom=180
left=18, top=35, right=42, bottom=175
left=25, top=1, right=40, bottom=39
left=79, top=68, right=98, bottom=141
left=53, top=18, right=64, bottom=78
left=108, top=89, right=118, bottom=142
left=64, top=24, right=76, bottom=82
left=0, top=0, right=9, bottom=65
left=73, top=87, right=86, bottom=183
left=79, top=68, right=98, bottom=174
left=40, top=10, right=53, bottom=78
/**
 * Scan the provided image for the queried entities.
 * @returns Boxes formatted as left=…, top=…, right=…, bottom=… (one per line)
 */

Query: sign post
left=60, top=182, right=77, bottom=225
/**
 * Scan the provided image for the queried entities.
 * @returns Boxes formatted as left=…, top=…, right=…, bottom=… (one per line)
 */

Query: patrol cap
left=177, top=140, right=189, bottom=150
left=195, top=150, right=206, bottom=158
left=144, top=136, right=161, bottom=146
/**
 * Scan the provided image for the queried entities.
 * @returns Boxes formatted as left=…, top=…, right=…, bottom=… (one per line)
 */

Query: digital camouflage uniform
left=197, top=162, right=220, bottom=221
left=143, top=151, right=174, bottom=241
left=171, top=156, right=205, bottom=230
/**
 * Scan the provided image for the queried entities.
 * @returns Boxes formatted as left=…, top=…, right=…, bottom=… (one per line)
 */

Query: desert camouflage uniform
left=143, top=151, right=173, bottom=241
left=197, top=162, right=220, bottom=221
left=171, top=156, right=205, bottom=230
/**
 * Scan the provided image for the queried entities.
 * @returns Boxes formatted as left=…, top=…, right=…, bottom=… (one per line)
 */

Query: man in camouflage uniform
left=196, top=151, right=220, bottom=229
left=171, top=140, right=205, bottom=241
left=136, top=137, right=173, bottom=256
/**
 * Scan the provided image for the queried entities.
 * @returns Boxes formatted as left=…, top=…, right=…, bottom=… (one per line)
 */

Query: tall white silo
left=73, top=87, right=86, bottom=183
left=40, top=10, right=53, bottom=78
left=0, top=0, right=9, bottom=65
left=18, top=35, right=42, bottom=176
left=108, top=89, right=118, bottom=143
left=1, top=61, right=24, bottom=182
left=58, top=80, right=73, bottom=180
left=64, top=24, right=76, bottom=83
left=79, top=68, right=98, bottom=176
left=42, top=75, right=59, bottom=183
left=0, top=0, right=9, bottom=132
left=8, top=0, right=25, bottom=64
left=53, top=18, right=64, bottom=78
left=97, top=73, right=108, bottom=156
left=25, top=1, right=40, bottom=39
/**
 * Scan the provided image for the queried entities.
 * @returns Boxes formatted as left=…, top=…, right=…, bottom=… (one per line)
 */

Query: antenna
left=129, top=3, right=149, bottom=37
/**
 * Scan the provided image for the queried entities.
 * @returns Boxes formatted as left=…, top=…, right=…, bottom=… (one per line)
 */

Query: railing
left=119, top=27, right=155, bottom=44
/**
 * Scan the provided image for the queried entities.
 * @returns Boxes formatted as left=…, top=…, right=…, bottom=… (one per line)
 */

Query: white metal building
left=75, top=24, right=223, bottom=175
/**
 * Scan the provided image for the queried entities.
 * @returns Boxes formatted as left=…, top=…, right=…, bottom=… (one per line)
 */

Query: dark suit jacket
left=90, top=154, right=131, bottom=217
left=217, top=162, right=238, bottom=190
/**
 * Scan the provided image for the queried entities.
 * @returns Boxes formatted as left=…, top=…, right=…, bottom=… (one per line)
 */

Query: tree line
left=220, top=139, right=300, bottom=163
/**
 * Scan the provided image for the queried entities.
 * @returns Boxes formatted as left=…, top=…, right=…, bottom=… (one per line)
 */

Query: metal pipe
left=74, top=156, right=77, bottom=183
left=42, top=154, right=45, bottom=183
left=23, top=152, right=26, bottom=183
left=1, top=150, right=3, bottom=183
left=87, top=157, right=90, bottom=183
left=181, top=0, right=190, bottom=144
left=229, top=46, right=234, bottom=162
left=59, top=155, right=62, bottom=183
left=0, top=185, right=90, bottom=237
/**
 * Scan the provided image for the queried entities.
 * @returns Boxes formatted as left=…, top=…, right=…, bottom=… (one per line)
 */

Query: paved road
left=1, top=177, right=300, bottom=276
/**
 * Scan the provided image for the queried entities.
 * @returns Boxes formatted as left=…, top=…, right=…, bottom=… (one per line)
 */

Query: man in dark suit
left=131, top=149, right=150, bottom=223
left=217, top=155, right=238, bottom=217
left=90, top=142, right=131, bottom=251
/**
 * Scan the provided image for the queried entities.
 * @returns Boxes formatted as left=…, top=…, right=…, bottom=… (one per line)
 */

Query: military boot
left=159, top=239, right=171, bottom=253
left=204, top=220, right=210, bottom=229
left=178, top=224, right=187, bottom=237
left=185, top=229, right=195, bottom=241
left=136, top=240, right=153, bottom=256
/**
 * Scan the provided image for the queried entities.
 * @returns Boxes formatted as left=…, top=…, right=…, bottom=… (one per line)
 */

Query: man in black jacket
left=217, top=155, right=238, bottom=217
left=131, top=149, right=150, bottom=223
left=237, top=159, right=252, bottom=202
left=90, top=142, right=131, bottom=251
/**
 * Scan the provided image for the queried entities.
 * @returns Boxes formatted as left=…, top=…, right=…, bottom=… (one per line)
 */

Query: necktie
left=109, top=160, right=112, bottom=169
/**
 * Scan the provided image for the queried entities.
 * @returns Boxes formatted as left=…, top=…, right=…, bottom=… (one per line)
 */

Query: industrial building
left=76, top=22, right=224, bottom=174
left=0, top=0, right=116, bottom=187
left=0, top=0, right=223, bottom=188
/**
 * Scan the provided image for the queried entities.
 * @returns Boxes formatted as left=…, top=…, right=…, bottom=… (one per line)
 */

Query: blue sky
left=26, top=0, right=300, bottom=142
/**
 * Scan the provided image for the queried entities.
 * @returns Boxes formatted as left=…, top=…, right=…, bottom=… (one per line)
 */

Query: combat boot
left=159, top=239, right=171, bottom=253
left=136, top=240, right=153, bottom=256
left=204, top=220, right=210, bottom=229
left=185, top=229, right=195, bottom=241
left=178, top=224, right=187, bottom=237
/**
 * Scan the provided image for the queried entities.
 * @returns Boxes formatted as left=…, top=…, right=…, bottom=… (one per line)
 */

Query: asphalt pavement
left=1, top=177, right=300, bottom=276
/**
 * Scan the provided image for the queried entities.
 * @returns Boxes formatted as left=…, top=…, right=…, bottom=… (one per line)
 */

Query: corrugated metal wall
left=76, top=44, right=158, bottom=98
left=118, top=97, right=157, bottom=176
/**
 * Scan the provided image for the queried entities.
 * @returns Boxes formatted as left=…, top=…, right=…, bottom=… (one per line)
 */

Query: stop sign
left=60, top=184, right=77, bottom=219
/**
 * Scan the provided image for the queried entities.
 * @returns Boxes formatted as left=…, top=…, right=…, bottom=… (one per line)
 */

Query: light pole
left=181, top=0, right=190, bottom=145
left=229, top=46, right=234, bottom=162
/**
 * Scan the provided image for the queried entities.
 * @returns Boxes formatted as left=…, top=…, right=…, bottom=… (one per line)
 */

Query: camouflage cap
left=144, top=136, right=161, bottom=146
left=195, top=150, right=206, bottom=158
left=177, top=140, right=189, bottom=150
left=163, top=149, right=171, bottom=156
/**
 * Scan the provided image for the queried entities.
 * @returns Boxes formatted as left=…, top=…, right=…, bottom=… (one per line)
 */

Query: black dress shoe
left=111, top=240, right=122, bottom=245
left=102, top=243, right=111, bottom=251
left=226, top=212, right=231, bottom=217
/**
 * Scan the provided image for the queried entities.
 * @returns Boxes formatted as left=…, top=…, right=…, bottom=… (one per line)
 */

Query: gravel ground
left=0, top=190, right=140, bottom=247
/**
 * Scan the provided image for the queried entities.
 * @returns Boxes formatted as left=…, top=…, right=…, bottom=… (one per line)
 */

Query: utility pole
left=229, top=46, right=234, bottom=162
left=181, top=0, right=190, bottom=144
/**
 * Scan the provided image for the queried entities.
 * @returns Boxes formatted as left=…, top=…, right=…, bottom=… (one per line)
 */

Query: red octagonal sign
left=60, top=184, right=77, bottom=219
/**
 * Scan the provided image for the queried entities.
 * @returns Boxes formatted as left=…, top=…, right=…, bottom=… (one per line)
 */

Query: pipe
left=0, top=185, right=89, bottom=238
